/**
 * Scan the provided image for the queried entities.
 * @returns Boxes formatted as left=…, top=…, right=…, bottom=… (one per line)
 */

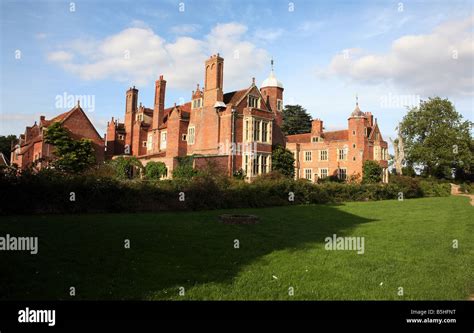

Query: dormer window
left=312, top=137, right=322, bottom=143
left=248, top=95, right=259, bottom=108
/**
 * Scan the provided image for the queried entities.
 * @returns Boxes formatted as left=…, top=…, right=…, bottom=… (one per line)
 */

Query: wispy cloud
left=296, top=20, right=325, bottom=36
left=253, top=28, right=284, bottom=43
left=170, top=24, right=201, bottom=35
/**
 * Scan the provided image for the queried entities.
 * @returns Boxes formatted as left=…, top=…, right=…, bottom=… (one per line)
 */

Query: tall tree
left=281, top=105, right=312, bottom=135
left=399, top=97, right=472, bottom=179
left=44, top=122, right=96, bottom=173
left=271, top=144, right=295, bottom=178
left=0, top=135, right=17, bottom=163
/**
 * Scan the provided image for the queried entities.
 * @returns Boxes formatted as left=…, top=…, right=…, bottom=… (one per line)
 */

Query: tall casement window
left=187, top=126, right=195, bottom=145
left=247, top=117, right=271, bottom=143
left=304, top=151, right=312, bottom=162
left=319, top=168, right=328, bottom=179
left=319, top=150, right=328, bottom=161
left=277, top=99, right=283, bottom=111
left=338, top=148, right=347, bottom=161
left=304, top=168, right=312, bottom=181
left=244, top=153, right=270, bottom=177
left=252, top=155, right=260, bottom=176
left=253, top=119, right=260, bottom=141
left=262, top=155, right=268, bottom=173
left=248, top=95, right=259, bottom=108
left=147, top=133, right=153, bottom=151
left=262, top=122, right=268, bottom=142
left=160, top=131, right=167, bottom=150
left=192, top=98, right=202, bottom=109
left=245, top=119, right=250, bottom=141
left=244, top=155, right=249, bottom=175
left=338, top=168, right=347, bottom=181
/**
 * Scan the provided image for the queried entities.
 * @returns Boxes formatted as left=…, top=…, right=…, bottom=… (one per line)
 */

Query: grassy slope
left=0, top=196, right=472, bottom=300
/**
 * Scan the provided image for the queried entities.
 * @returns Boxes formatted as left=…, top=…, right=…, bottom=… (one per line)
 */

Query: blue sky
left=1, top=0, right=473, bottom=149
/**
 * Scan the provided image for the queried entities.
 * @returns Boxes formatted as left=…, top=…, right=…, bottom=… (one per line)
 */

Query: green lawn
left=0, top=196, right=472, bottom=300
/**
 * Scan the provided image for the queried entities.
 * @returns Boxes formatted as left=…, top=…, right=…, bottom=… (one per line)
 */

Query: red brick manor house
left=105, top=54, right=388, bottom=182
left=11, top=54, right=388, bottom=182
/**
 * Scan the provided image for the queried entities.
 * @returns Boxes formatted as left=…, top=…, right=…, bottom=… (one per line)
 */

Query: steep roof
left=223, top=89, right=248, bottom=105
left=349, top=103, right=365, bottom=118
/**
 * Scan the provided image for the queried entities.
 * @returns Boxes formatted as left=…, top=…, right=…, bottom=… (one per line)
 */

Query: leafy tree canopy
left=271, top=144, right=295, bottom=178
left=399, top=97, right=472, bottom=180
left=281, top=105, right=312, bottom=135
left=0, top=135, right=17, bottom=163
left=44, top=122, right=95, bottom=173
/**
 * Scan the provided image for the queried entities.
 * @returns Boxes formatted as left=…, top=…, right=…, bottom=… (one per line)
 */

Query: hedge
left=0, top=172, right=450, bottom=215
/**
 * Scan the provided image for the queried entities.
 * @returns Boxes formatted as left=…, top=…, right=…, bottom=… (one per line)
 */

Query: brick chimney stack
left=312, top=119, right=323, bottom=136
left=203, top=54, right=224, bottom=107
left=153, top=75, right=166, bottom=129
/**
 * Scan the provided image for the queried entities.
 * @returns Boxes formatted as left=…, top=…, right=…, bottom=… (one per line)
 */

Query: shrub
left=109, top=156, right=143, bottom=180
left=419, top=180, right=451, bottom=197
left=362, top=160, right=383, bottom=183
left=459, top=183, right=472, bottom=194
left=144, top=161, right=167, bottom=180
left=173, top=156, right=198, bottom=179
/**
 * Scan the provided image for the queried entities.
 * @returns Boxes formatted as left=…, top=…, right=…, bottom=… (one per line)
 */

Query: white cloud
left=47, top=22, right=269, bottom=91
left=170, top=24, right=201, bottom=35
left=320, top=15, right=474, bottom=97
left=47, top=51, right=74, bottom=62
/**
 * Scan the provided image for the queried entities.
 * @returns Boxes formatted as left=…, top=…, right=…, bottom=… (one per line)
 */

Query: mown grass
left=0, top=196, right=472, bottom=300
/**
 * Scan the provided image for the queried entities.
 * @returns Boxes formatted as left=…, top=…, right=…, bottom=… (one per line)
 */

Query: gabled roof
left=368, top=123, right=381, bottom=141
left=159, top=102, right=192, bottom=129
left=224, top=89, right=248, bottom=105
left=41, top=108, right=75, bottom=127
left=38, top=105, right=103, bottom=142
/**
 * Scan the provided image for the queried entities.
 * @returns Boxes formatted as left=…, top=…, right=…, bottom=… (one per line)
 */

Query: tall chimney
left=153, top=75, right=166, bottom=129
left=311, top=119, right=323, bottom=136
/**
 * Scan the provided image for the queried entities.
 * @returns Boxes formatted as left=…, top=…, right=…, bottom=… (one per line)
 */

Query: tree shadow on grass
left=0, top=204, right=375, bottom=300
